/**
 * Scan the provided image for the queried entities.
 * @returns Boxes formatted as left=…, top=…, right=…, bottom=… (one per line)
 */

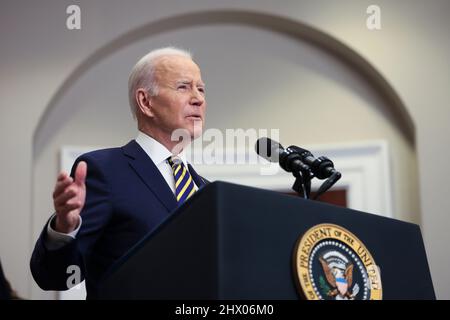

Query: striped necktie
left=167, top=156, right=197, bottom=203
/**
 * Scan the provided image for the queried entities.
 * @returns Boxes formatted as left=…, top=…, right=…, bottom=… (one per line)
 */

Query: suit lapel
left=188, top=163, right=208, bottom=189
left=122, top=140, right=177, bottom=212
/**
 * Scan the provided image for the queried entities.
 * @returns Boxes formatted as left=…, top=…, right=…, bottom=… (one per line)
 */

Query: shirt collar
left=135, top=131, right=188, bottom=167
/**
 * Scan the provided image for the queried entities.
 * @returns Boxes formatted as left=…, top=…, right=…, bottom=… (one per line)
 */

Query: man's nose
left=190, top=90, right=205, bottom=106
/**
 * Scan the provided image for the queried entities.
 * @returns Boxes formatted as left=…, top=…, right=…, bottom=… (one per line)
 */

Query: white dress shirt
left=45, top=131, right=197, bottom=250
left=135, top=131, right=198, bottom=194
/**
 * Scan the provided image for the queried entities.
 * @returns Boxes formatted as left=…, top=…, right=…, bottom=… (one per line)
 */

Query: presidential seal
left=294, top=224, right=382, bottom=300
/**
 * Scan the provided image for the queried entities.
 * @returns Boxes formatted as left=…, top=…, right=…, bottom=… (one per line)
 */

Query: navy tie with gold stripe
left=167, top=156, right=197, bottom=204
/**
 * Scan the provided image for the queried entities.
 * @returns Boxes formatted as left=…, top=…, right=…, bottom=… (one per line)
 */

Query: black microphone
left=256, top=138, right=342, bottom=200
left=288, top=145, right=340, bottom=180
left=255, top=138, right=310, bottom=173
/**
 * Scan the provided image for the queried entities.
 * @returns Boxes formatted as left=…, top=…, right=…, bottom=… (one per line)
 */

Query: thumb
left=74, top=161, right=87, bottom=186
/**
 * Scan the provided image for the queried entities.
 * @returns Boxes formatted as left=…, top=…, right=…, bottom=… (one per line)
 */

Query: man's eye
left=178, top=85, right=187, bottom=90
left=198, top=87, right=205, bottom=93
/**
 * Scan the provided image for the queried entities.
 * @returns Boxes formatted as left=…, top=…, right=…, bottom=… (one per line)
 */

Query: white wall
left=0, top=0, right=449, bottom=299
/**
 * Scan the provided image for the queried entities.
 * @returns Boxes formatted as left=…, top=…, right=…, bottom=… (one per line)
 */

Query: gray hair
left=128, top=47, right=192, bottom=119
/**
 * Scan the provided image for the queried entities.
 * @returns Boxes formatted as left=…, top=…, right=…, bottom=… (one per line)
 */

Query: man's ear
left=135, top=88, right=155, bottom=117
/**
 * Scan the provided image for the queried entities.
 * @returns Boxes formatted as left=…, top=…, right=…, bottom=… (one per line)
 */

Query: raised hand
left=52, top=161, right=87, bottom=233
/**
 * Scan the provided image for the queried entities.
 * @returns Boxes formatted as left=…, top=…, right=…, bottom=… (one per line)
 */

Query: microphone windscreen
left=255, top=137, right=283, bottom=162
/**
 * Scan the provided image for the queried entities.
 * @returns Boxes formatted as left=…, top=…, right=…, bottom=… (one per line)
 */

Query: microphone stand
left=284, top=147, right=313, bottom=199
left=313, top=171, right=342, bottom=200
left=285, top=150, right=341, bottom=200
left=292, top=170, right=312, bottom=199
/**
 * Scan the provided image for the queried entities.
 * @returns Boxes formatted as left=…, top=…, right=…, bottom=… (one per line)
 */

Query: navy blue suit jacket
left=30, top=140, right=208, bottom=299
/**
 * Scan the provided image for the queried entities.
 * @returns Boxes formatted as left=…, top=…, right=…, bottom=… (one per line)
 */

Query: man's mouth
left=186, top=115, right=202, bottom=120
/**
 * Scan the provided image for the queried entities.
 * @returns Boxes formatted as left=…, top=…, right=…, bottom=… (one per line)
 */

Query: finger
left=75, top=161, right=87, bottom=187
left=53, top=177, right=74, bottom=198
left=57, top=171, right=69, bottom=181
left=54, top=188, right=77, bottom=207
left=54, top=176, right=73, bottom=192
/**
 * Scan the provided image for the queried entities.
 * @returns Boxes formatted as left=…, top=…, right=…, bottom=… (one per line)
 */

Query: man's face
left=149, top=55, right=206, bottom=144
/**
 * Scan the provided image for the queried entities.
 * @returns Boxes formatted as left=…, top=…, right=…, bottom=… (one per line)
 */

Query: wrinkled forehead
left=154, top=55, right=203, bottom=83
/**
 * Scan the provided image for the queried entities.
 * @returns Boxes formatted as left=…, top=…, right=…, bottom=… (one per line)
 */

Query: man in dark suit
left=30, top=47, right=208, bottom=299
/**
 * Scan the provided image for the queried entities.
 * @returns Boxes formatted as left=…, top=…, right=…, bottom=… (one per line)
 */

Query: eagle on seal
left=319, top=256, right=357, bottom=299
